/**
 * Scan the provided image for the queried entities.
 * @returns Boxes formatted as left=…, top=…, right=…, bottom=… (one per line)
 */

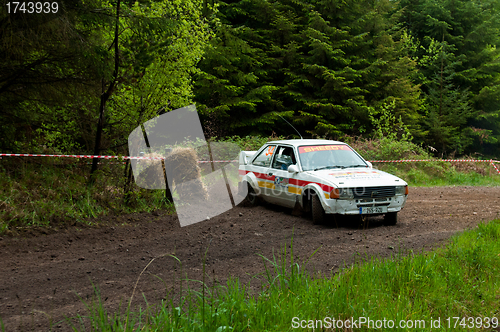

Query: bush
left=348, top=137, right=430, bottom=161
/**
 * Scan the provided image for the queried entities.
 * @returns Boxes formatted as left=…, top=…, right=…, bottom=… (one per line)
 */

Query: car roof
left=267, top=139, right=346, bottom=147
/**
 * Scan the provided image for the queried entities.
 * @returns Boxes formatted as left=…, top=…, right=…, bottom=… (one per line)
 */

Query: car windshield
left=298, top=145, right=367, bottom=171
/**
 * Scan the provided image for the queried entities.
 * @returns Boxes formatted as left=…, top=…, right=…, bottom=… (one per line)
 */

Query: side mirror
left=366, top=161, right=373, bottom=169
left=288, top=164, right=299, bottom=173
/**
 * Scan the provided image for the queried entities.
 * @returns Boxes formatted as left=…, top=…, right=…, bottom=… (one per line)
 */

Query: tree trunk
left=89, top=80, right=108, bottom=182
left=89, top=0, right=121, bottom=183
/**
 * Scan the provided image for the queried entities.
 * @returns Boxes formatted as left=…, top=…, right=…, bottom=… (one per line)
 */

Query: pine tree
left=422, top=40, right=475, bottom=155
left=399, top=0, right=500, bottom=154
left=195, top=0, right=422, bottom=139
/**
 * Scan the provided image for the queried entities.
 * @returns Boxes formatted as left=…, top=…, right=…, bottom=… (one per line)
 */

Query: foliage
left=108, top=0, right=215, bottom=146
left=195, top=0, right=423, bottom=140
left=400, top=0, right=500, bottom=156
left=193, top=0, right=500, bottom=156
left=0, top=0, right=213, bottom=157
left=416, top=39, right=476, bottom=156
left=369, top=99, right=414, bottom=142
left=0, top=158, right=173, bottom=234
left=0, top=0, right=104, bottom=153
left=350, top=137, right=428, bottom=162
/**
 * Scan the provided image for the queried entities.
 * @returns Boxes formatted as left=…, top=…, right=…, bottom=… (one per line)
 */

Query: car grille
left=352, top=186, right=395, bottom=198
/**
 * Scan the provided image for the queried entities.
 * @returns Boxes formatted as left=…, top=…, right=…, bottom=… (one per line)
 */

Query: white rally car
left=238, top=139, right=408, bottom=225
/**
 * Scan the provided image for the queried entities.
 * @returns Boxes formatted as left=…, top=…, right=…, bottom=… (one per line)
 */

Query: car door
left=268, top=145, right=298, bottom=208
left=250, top=144, right=277, bottom=201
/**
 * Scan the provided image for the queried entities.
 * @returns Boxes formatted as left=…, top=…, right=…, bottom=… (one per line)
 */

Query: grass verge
left=62, top=220, right=500, bottom=331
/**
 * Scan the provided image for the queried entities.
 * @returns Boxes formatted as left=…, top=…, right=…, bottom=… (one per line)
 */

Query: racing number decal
left=263, top=145, right=276, bottom=163
left=265, top=146, right=275, bottom=156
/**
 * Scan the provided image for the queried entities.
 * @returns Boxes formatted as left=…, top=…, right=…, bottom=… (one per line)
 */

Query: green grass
left=59, top=220, right=500, bottom=331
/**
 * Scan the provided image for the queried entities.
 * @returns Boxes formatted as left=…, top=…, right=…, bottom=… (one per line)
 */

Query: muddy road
left=1, top=186, right=499, bottom=331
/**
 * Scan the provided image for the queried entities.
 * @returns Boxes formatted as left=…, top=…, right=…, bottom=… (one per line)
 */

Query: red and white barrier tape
left=367, top=158, right=500, bottom=175
left=0, top=153, right=237, bottom=162
left=1, top=153, right=499, bottom=170
left=491, top=162, right=500, bottom=175
left=368, top=159, right=500, bottom=163
left=0, top=153, right=130, bottom=159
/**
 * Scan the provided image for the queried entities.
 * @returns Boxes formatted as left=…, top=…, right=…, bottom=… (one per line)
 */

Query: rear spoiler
left=239, top=151, right=257, bottom=165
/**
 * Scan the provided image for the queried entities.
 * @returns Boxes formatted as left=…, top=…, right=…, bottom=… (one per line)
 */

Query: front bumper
left=323, top=195, right=407, bottom=215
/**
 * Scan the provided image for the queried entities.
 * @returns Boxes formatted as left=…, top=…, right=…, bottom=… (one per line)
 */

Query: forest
left=2, top=0, right=500, bottom=160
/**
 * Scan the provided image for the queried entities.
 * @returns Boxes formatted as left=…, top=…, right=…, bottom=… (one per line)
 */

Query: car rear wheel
left=384, top=212, right=398, bottom=226
left=311, top=193, right=325, bottom=225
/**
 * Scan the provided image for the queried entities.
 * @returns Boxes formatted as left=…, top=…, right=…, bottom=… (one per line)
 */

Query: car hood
left=305, top=168, right=407, bottom=187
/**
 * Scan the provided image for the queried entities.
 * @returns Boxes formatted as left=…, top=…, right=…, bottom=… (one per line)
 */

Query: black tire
left=246, top=183, right=259, bottom=206
left=384, top=212, right=398, bottom=226
left=311, top=193, right=325, bottom=225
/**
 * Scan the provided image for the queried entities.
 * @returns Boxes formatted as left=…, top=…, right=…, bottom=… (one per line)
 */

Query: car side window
left=272, top=146, right=296, bottom=170
left=252, top=145, right=276, bottom=167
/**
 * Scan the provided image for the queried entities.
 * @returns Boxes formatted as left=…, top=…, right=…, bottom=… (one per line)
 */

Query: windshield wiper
left=343, top=165, right=368, bottom=168
left=313, top=166, right=343, bottom=171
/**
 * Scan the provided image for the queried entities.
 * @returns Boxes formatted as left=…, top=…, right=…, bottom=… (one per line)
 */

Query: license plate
left=359, top=206, right=387, bottom=214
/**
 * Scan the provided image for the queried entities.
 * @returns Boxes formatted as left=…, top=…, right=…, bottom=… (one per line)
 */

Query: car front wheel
left=311, top=193, right=325, bottom=225
left=246, top=183, right=259, bottom=206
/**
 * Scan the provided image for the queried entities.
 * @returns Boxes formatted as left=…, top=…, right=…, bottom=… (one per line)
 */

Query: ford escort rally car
left=238, top=139, right=408, bottom=225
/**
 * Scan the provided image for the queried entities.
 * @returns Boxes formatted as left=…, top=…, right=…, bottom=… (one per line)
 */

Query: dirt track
left=1, top=186, right=500, bottom=331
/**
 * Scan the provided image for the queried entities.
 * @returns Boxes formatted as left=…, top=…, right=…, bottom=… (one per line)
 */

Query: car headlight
left=340, top=188, right=354, bottom=199
left=395, top=185, right=408, bottom=195
left=330, top=188, right=354, bottom=199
